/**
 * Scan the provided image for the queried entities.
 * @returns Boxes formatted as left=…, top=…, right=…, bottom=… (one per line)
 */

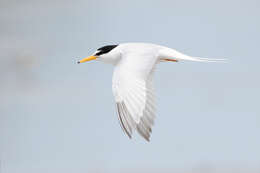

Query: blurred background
left=0, top=0, right=260, bottom=172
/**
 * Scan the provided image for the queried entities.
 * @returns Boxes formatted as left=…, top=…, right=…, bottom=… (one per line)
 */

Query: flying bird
left=78, top=43, right=225, bottom=141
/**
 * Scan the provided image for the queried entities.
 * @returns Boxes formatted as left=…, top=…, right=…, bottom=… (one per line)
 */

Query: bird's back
left=117, top=43, right=163, bottom=55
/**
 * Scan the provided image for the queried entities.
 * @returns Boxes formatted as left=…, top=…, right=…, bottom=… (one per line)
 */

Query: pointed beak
left=77, top=55, right=97, bottom=64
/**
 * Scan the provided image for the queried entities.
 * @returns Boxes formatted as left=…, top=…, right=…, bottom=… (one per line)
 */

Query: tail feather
left=192, top=57, right=227, bottom=63
left=159, top=47, right=227, bottom=63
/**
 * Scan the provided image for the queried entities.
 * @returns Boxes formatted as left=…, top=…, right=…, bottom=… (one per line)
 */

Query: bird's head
left=77, top=45, right=120, bottom=64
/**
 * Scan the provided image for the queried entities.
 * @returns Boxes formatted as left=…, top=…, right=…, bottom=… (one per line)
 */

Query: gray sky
left=1, top=0, right=260, bottom=172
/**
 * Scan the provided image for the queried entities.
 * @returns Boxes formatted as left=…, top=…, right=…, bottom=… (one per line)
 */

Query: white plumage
left=78, top=43, right=226, bottom=141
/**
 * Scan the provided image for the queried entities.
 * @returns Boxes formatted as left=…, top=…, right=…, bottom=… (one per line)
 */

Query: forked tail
left=159, top=47, right=227, bottom=63
left=191, top=57, right=227, bottom=62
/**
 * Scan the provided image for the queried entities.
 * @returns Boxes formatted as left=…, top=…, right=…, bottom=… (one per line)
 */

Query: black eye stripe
left=95, top=45, right=118, bottom=56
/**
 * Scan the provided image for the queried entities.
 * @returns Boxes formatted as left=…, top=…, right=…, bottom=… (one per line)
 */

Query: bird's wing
left=112, top=53, right=157, bottom=141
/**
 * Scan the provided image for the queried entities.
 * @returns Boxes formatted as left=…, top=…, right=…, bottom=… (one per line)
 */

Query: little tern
left=78, top=43, right=225, bottom=141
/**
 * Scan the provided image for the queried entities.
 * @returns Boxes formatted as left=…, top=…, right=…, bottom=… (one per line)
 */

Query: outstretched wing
left=112, top=53, right=157, bottom=141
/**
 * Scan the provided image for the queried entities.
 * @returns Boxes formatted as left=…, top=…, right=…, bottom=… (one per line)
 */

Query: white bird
left=78, top=43, right=225, bottom=141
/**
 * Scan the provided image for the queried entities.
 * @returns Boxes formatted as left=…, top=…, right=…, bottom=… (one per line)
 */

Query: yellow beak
left=77, top=55, right=97, bottom=64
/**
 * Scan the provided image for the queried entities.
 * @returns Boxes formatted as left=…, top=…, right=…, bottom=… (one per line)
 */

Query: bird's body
left=78, top=43, right=225, bottom=141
